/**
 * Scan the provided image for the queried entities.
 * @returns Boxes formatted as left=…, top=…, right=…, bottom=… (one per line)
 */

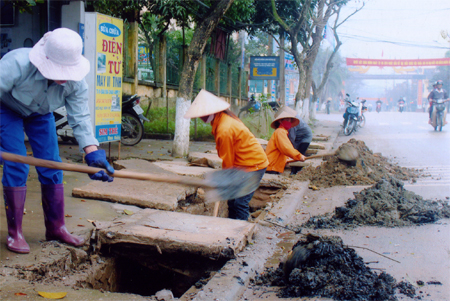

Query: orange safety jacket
left=211, top=112, right=269, bottom=172
left=265, top=126, right=303, bottom=173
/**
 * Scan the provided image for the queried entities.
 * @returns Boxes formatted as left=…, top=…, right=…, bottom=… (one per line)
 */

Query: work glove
left=84, top=149, right=114, bottom=182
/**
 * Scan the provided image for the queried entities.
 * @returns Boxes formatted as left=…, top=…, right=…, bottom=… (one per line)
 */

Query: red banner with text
left=346, top=58, right=450, bottom=67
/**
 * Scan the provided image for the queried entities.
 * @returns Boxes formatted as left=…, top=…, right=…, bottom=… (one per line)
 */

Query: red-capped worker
left=265, top=106, right=306, bottom=174
left=184, top=90, right=268, bottom=221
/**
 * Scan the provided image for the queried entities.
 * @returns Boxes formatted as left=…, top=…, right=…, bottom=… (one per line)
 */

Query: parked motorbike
left=121, top=94, right=149, bottom=146
left=238, top=95, right=262, bottom=118
left=266, top=101, right=280, bottom=112
left=54, top=94, right=149, bottom=146
left=430, top=99, right=448, bottom=132
left=54, top=106, right=77, bottom=144
left=342, top=95, right=359, bottom=136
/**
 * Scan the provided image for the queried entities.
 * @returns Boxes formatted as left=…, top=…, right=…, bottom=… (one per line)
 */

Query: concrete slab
left=153, top=160, right=213, bottom=177
left=72, top=159, right=196, bottom=211
left=188, top=152, right=222, bottom=169
left=153, top=160, right=213, bottom=178
left=95, top=208, right=256, bottom=259
left=309, top=142, right=326, bottom=149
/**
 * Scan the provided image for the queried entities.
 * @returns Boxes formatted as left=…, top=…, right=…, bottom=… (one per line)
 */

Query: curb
left=190, top=181, right=310, bottom=301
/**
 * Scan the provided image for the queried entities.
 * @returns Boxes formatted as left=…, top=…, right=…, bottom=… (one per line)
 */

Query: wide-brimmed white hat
left=184, top=89, right=231, bottom=118
left=29, top=28, right=90, bottom=81
left=270, top=106, right=300, bottom=129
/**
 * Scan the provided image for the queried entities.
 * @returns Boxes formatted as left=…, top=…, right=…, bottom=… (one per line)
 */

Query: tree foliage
left=430, top=50, right=450, bottom=93
left=9, top=0, right=44, bottom=14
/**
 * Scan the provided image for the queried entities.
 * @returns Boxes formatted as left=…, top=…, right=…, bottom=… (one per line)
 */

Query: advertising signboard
left=84, top=13, right=123, bottom=143
left=249, top=56, right=280, bottom=80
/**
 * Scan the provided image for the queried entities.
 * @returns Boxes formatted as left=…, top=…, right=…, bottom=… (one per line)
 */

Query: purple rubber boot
left=41, top=184, right=85, bottom=247
left=4, top=186, right=30, bottom=253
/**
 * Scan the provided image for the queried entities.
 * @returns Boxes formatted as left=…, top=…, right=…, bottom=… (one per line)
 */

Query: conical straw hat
left=271, top=106, right=300, bottom=129
left=184, top=89, right=231, bottom=118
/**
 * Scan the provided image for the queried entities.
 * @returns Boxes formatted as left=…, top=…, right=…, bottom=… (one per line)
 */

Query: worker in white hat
left=265, top=106, right=306, bottom=174
left=0, top=28, right=114, bottom=254
left=184, top=89, right=268, bottom=221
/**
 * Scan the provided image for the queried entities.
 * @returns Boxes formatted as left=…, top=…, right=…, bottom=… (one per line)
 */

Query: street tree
left=172, top=0, right=255, bottom=157
left=172, top=0, right=236, bottom=157
left=430, top=50, right=450, bottom=93
left=251, top=0, right=359, bottom=121
left=311, top=2, right=364, bottom=113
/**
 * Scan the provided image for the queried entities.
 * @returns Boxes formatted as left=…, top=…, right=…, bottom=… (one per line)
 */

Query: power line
left=339, top=33, right=449, bottom=50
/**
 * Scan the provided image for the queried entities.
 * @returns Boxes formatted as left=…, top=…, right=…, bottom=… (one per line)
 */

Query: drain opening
left=82, top=244, right=228, bottom=297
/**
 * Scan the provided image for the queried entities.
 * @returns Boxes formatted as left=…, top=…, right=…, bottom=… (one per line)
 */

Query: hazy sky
left=336, top=0, right=449, bottom=60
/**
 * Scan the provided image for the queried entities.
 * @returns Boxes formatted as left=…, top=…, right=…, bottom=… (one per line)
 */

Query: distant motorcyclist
left=428, top=80, right=449, bottom=124
left=325, top=97, right=331, bottom=114
left=376, top=99, right=382, bottom=113
left=398, top=97, right=406, bottom=112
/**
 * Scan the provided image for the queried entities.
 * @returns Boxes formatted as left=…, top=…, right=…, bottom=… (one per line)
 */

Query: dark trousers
left=228, top=168, right=266, bottom=221
left=291, top=142, right=310, bottom=175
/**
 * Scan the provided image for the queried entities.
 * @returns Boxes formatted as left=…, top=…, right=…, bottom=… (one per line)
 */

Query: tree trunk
left=172, top=0, right=235, bottom=157
left=297, top=0, right=334, bottom=122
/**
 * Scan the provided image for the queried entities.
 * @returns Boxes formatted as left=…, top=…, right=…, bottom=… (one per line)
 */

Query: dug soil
left=303, top=176, right=450, bottom=229
left=253, top=234, right=416, bottom=301
left=295, top=139, right=421, bottom=188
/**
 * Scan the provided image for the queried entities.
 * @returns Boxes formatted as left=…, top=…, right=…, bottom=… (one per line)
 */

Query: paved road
left=314, top=111, right=450, bottom=301
left=319, top=111, right=450, bottom=199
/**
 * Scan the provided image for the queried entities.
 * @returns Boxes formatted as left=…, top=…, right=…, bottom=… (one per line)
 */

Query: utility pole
left=268, top=34, right=273, bottom=101
left=279, top=31, right=285, bottom=105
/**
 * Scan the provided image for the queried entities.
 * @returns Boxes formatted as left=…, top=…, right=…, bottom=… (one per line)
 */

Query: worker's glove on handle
left=85, top=149, right=114, bottom=182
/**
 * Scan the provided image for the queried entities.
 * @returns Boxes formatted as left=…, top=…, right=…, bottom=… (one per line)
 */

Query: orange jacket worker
left=266, top=106, right=306, bottom=174
left=184, top=90, right=268, bottom=220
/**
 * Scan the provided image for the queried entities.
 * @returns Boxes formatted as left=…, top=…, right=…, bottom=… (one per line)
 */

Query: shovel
left=286, top=144, right=359, bottom=165
left=0, top=151, right=261, bottom=203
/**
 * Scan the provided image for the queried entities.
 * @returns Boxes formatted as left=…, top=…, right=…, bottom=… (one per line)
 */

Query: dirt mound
left=303, top=176, right=450, bottom=229
left=253, top=234, right=415, bottom=300
left=295, top=139, right=420, bottom=188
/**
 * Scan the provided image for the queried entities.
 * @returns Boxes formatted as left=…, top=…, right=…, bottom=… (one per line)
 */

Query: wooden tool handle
left=286, top=152, right=334, bottom=164
left=1, top=151, right=212, bottom=188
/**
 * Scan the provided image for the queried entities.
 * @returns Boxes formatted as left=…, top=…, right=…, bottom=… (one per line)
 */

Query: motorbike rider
left=428, top=80, right=449, bottom=124
left=376, top=99, right=382, bottom=110
left=0, top=28, right=114, bottom=254
left=398, top=97, right=406, bottom=108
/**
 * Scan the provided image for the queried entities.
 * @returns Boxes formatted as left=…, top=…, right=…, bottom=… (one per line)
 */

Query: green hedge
left=143, top=107, right=214, bottom=140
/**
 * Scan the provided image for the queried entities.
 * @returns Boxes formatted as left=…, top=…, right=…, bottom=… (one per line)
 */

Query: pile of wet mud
left=253, top=234, right=415, bottom=300
left=295, top=139, right=420, bottom=188
left=304, top=176, right=450, bottom=229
